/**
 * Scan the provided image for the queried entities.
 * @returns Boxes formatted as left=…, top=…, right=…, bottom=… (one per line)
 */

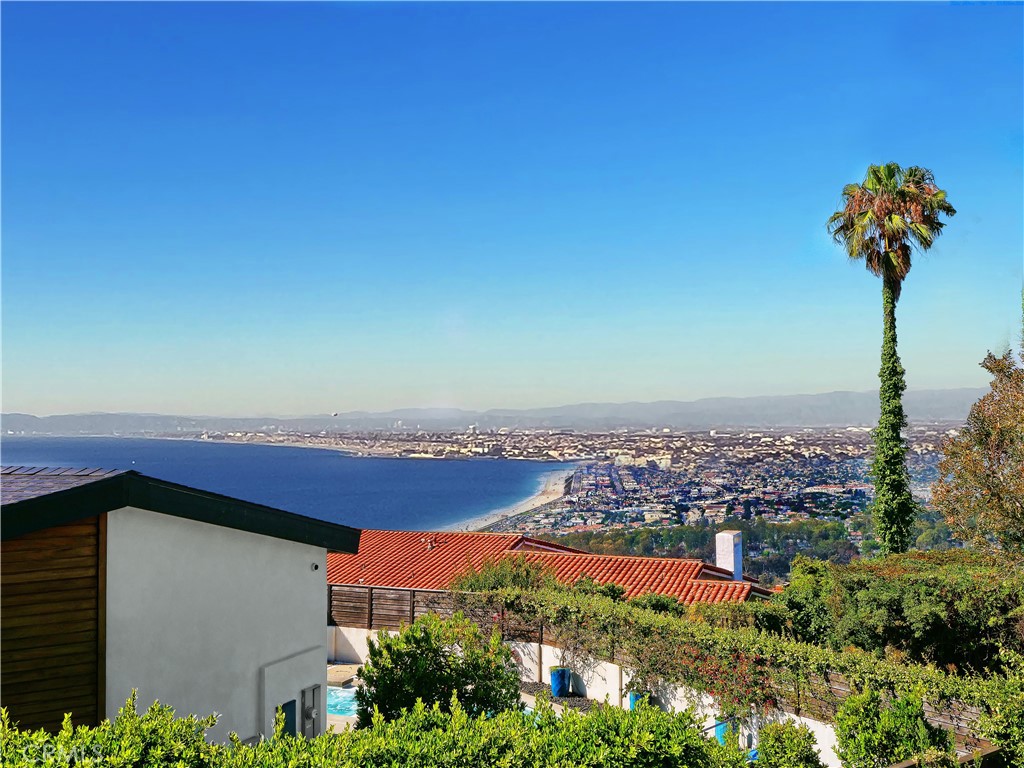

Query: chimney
left=715, top=530, right=743, bottom=581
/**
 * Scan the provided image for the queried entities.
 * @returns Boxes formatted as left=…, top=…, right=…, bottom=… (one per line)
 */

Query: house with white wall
left=323, top=527, right=842, bottom=765
left=0, top=466, right=361, bottom=742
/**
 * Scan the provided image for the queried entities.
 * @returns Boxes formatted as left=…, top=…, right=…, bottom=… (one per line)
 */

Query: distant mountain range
left=1, top=388, right=984, bottom=435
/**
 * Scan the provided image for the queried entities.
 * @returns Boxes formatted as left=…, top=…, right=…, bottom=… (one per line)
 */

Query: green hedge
left=776, top=551, right=1024, bottom=672
left=1, top=693, right=752, bottom=768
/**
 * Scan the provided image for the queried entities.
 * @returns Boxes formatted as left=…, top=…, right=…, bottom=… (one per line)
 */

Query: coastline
left=2, top=435, right=577, bottom=534
left=440, top=467, right=574, bottom=533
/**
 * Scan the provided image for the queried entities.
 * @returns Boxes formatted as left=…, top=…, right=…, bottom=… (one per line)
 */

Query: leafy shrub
left=776, top=552, right=1024, bottom=672
left=1, top=693, right=751, bottom=768
left=452, top=558, right=627, bottom=601
left=450, top=554, right=556, bottom=592
left=833, top=689, right=952, bottom=768
left=757, top=720, right=826, bottom=768
left=630, top=591, right=687, bottom=616
left=975, top=649, right=1024, bottom=767
left=1, top=691, right=219, bottom=768
left=354, top=612, right=520, bottom=727
left=568, top=574, right=625, bottom=601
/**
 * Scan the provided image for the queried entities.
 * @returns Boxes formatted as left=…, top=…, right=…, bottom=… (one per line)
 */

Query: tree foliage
left=354, top=613, right=520, bottom=727
left=775, top=552, right=1024, bottom=672
left=826, top=162, right=955, bottom=555
left=757, top=720, right=826, bottom=768
left=933, top=341, right=1024, bottom=554
left=833, top=689, right=952, bottom=768
left=550, top=517, right=858, bottom=583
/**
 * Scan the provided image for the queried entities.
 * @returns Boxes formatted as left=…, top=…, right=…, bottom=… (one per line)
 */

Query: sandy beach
left=440, top=467, right=574, bottom=533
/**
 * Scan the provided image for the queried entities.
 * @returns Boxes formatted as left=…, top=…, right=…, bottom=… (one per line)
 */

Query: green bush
left=450, top=554, right=556, bottom=591
left=568, top=574, right=626, bottom=601
left=757, top=720, right=826, bottom=768
left=630, top=591, right=687, bottom=616
left=833, top=689, right=952, bottom=768
left=975, top=649, right=1024, bottom=767
left=1, top=691, right=220, bottom=768
left=776, top=551, right=1024, bottom=672
left=0, top=694, right=751, bottom=768
left=354, top=612, right=520, bottom=727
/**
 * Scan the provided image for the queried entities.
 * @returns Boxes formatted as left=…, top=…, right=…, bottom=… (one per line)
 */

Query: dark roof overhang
left=1, top=469, right=361, bottom=554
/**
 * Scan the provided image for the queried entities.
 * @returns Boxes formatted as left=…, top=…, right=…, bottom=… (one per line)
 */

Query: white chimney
left=715, top=530, right=743, bottom=581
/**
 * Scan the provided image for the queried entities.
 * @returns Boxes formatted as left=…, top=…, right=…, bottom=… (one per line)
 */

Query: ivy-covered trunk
left=871, top=276, right=916, bottom=554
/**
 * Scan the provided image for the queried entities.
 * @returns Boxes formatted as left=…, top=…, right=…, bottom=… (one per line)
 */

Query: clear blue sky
left=2, top=2, right=1021, bottom=416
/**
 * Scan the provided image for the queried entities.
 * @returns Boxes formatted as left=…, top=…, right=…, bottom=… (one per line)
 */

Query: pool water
left=327, top=686, right=358, bottom=717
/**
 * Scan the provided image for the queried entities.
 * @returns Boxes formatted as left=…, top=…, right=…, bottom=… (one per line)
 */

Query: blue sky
left=3, top=2, right=1021, bottom=416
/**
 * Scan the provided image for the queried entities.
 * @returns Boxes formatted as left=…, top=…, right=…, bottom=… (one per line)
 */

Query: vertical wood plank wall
left=1, top=516, right=105, bottom=731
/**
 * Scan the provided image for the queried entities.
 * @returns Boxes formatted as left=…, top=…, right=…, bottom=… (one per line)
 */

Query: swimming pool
left=327, top=685, right=358, bottom=717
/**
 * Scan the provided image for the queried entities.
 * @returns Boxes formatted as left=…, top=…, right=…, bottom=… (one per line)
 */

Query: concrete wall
left=330, top=625, right=376, bottom=664
left=105, top=507, right=328, bottom=742
left=329, top=625, right=840, bottom=766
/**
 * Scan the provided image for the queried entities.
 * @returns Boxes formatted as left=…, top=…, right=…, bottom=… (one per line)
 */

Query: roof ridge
left=360, top=528, right=523, bottom=538
left=526, top=549, right=708, bottom=564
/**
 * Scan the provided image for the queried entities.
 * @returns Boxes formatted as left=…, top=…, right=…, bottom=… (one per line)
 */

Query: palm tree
left=827, top=163, right=955, bottom=554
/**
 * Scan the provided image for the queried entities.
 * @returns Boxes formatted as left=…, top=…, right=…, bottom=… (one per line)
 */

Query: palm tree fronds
left=825, top=163, right=955, bottom=299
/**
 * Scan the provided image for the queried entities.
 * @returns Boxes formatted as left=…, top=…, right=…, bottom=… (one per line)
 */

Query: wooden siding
left=1, top=516, right=104, bottom=732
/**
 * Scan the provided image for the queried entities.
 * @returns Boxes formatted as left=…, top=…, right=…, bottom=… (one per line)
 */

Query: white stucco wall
left=105, top=507, right=328, bottom=742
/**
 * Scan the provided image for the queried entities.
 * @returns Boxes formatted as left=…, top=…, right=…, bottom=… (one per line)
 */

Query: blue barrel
left=550, top=667, right=571, bottom=697
left=628, top=691, right=643, bottom=710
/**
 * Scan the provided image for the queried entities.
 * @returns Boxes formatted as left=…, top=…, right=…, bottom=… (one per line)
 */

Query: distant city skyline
left=2, top=2, right=1021, bottom=417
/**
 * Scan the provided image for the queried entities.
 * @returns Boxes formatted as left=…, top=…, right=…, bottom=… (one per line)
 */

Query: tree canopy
left=933, top=339, right=1024, bottom=554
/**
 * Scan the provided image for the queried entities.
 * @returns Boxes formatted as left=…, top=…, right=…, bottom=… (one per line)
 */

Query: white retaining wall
left=329, top=626, right=839, bottom=766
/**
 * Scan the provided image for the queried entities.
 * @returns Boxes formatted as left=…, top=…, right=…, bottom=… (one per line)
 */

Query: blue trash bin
left=628, top=691, right=644, bottom=710
left=550, top=667, right=571, bottom=698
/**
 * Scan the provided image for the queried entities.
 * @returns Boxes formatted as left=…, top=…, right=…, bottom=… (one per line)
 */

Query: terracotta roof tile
left=678, top=579, right=753, bottom=605
left=325, top=529, right=581, bottom=590
left=516, top=551, right=715, bottom=600
left=326, top=529, right=764, bottom=604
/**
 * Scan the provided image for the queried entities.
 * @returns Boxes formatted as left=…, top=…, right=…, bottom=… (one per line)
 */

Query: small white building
left=0, top=466, right=361, bottom=741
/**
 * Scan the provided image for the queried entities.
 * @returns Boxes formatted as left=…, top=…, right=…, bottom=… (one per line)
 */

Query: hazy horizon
left=3, top=3, right=1021, bottom=416
left=2, top=385, right=986, bottom=421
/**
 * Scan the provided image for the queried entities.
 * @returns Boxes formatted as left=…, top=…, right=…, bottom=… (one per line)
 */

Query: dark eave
left=1, top=470, right=360, bottom=554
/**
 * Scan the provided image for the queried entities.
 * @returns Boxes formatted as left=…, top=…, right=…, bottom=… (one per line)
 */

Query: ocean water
left=0, top=437, right=573, bottom=531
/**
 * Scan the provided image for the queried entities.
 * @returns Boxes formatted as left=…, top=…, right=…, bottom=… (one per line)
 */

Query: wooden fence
left=328, top=584, right=541, bottom=642
left=326, top=584, right=986, bottom=753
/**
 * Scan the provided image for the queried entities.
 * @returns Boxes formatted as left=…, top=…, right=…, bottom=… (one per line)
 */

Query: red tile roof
left=325, top=529, right=581, bottom=590
left=678, top=579, right=756, bottom=605
left=515, top=550, right=721, bottom=600
left=326, top=529, right=768, bottom=603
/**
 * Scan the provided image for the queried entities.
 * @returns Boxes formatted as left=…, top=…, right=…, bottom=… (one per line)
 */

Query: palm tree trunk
left=871, top=276, right=915, bottom=554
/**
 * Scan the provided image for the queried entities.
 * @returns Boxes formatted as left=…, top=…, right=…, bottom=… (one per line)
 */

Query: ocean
left=0, top=436, right=574, bottom=531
